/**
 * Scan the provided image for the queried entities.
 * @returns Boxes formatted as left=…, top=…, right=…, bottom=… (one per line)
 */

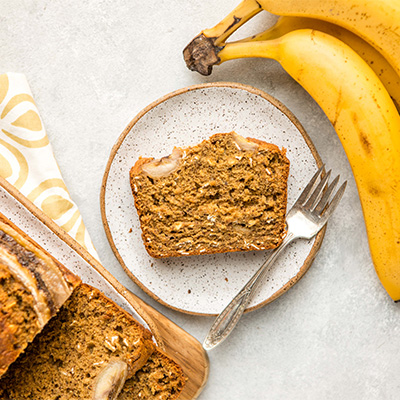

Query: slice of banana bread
left=119, top=349, right=186, bottom=400
left=0, top=283, right=155, bottom=400
left=0, top=213, right=80, bottom=378
left=130, top=132, right=290, bottom=258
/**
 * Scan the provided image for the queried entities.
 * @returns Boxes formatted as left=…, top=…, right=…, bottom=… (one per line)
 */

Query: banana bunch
left=183, top=0, right=400, bottom=301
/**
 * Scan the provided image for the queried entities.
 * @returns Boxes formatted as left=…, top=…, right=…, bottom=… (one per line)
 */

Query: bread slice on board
left=0, top=283, right=156, bottom=399
left=119, top=348, right=186, bottom=400
left=0, top=212, right=80, bottom=378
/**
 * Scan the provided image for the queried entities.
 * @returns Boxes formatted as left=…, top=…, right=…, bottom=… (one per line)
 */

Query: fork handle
left=203, top=232, right=295, bottom=350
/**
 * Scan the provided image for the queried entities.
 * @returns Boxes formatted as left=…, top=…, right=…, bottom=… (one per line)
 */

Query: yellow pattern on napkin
left=0, top=72, right=98, bottom=258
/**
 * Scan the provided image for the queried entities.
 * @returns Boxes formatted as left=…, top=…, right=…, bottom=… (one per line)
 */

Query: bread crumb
left=130, top=132, right=289, bottom=258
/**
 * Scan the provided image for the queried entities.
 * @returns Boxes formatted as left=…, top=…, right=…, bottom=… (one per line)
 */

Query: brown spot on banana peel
left=351, top=112, right=373, bottom=155
left=332, top=105, right=372, bottom=155
left=331, top=88, right=343, bottom=129
left=225, top=16, right=242, bottom=33
left=359, top=131, right=373, bottom=154
left=183, top=33, right=222, bottom=76
left=368, top=185, right=381, bottom=196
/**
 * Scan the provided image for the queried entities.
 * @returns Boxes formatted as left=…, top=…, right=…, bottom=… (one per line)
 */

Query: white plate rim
left=101, top=81, right=325, bottom=316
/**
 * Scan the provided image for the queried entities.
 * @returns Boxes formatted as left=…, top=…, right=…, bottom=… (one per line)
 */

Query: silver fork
left=203, top=166, right=347, bottom=351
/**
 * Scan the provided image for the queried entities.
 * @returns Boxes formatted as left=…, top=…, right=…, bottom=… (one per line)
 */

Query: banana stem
left=183, top=0, right=263, bottom=75
left=203, top=0, right=263, bottom=46
left=218, top=40, right=280, bottom=64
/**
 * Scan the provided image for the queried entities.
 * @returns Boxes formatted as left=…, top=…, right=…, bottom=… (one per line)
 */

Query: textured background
left=1, top=1, right=399, bottom=398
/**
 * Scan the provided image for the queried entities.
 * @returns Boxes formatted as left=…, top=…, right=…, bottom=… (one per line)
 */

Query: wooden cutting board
left=0, top=176, right=209, bottom=400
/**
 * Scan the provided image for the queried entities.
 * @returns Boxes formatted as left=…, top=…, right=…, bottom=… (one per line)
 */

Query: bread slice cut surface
left=119, top=348, right=186, bottom=400
left=0, top=283, right=155, bottom=400
left=130, top=132, right=290, bottom=258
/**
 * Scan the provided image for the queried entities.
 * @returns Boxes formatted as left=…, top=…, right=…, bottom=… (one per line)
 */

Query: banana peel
left=183, top=14, right=400, bottom=302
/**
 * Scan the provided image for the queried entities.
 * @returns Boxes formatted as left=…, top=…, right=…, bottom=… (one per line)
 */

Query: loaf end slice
left=130, top=132, right=290, bottom=258
left=0, top=213, right=80, bottom=378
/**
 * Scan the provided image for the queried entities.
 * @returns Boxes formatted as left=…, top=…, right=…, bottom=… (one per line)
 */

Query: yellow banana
left=184, top=0, right=400, bottom=76
left=192, top=29, right=400, bottom=301
left=233, top=16, right=400, bottom=111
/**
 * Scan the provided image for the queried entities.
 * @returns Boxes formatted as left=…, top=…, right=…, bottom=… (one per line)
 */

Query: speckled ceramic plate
left=101, top=82, right=325, bottom=316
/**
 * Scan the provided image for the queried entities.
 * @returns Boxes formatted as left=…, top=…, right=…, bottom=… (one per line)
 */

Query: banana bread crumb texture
left=130, top=132, right=290, bottom=258
left=119, top=349, right=186, bottom=400
left=0, top=284, right=155, bottom=399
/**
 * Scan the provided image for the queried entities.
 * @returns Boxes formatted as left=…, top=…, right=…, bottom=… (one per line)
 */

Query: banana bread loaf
left=0, top=213, right=80, bottom=378
left=130, top=132, right=290, bottom=258
left=0, top=283, right=155, bottom=400
left=119, top=349, right=186, bottom=400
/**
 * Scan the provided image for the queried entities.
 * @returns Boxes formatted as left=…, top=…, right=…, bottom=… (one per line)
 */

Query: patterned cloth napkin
left=0, top=72, right=98, bottom=258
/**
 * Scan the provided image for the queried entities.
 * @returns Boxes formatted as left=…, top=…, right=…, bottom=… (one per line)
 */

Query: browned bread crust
left=0, top=212, right=80, bottom=378
left=130, top=132, right=290, bottom=258
left=0, top=283, right=155, bottom=399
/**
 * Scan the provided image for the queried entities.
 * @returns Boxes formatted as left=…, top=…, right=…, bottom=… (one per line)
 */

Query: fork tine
left=305, top=170, right=331, bottom=210
left=319, top=181, right=347, bottom=222
left=295, top=165, right=325, bottom=205
left=314, top=175, right=340, bottom=215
